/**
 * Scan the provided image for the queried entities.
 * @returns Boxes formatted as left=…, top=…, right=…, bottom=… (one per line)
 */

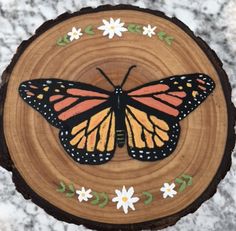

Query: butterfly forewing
left=127, top=73, right=215, bottom=121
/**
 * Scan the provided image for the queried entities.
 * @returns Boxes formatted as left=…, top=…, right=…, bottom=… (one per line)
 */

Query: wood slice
left=0, top=5, right=235, bottom=231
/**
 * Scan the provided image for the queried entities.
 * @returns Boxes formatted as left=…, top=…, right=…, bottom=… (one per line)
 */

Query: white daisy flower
left=76, top=187, right=93, bottom=202
left=98, top=18, right=128, bottom=39
left=67, top=27, right=83, bottom=41
left=143, top=24, right=157, bottom=37
left=112, top=186, right=139, bottom=214
left=160, top=183, right=177, bottom=198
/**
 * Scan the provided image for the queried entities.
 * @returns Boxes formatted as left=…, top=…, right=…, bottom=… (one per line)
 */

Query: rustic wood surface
left=0, top=5, right=235, bottom=231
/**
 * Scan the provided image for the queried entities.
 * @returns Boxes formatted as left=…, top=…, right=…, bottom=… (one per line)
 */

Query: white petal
left=71, top=27, right=77, bottom=33
left=119, top=27, right=128, bottom=32
left=108, top=31, right=115, bottom=39
left=164, top=183, right=169, bottom=188
left=103, top=30, right=109, bottom=36
left=170, top=183, right=176, bottom=189
left=130, top=197, right=139, bottom=203
left=81, top=187, right=86, bottom=193
left=127, top=187, right=134, bottom=197
left=112, top=196, right=119, bottom=202
left=78, top=195, right=83, bottom=202
left=115, top=30, right=122, bottom=37
left=160, top=187, right=166, bottom=192
left=87, top=193, right=93, bottom=199
left=115, top=18, right=121, bottom=24
left=117, top=201, right=123, bottom=209
left=69, top=35, right=74, bottom=41
left=98, top=25, right=107, bottom=30
left=76, top=190, right=82, bottom=195
left=128, top=202, right=135, bottom=211
left=171, top=189, right=177, bottom=195
left=110, top=18, right=115, bottom=24
left=163, top=192, right=168, bottom=199
left=168, top=193, right=174, bottom=198
left=122, top=186, right=127, bottom=195
left=115, top=189, right=122, bottom=197
left=102, top=19, right=109, bottom=26
left=123, top=204, right=129, bottom=214
left=86, top=189, right=92, bottom=194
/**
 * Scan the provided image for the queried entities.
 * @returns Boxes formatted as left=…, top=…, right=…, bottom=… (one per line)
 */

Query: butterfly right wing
left=60, top=107, right=116, bottom=164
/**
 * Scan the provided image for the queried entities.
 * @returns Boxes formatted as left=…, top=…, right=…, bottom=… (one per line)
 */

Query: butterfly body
left=19, top=66, right=215, bottom=165
left=112, top=86, right=127, bottom=148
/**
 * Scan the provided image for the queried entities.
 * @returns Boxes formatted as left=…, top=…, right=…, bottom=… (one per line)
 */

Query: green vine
left=91, top=191, right=109, bottom=208
left=127, top=24, right=142, bottom=33
left=175, top=174, right=193, bottom=192
left=84, top=25, right=95, bottom=35
left=56, top=22, right=174, bottom=47
left=56, top=181, right=75, bottom=197
left=142, top=191, right=153, bottom=205
left=157, top=31, right=174, bottom=45
left=56, top=35, right=70, bottom=46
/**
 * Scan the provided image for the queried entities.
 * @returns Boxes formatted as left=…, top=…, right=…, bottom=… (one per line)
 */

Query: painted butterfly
left=19, top=65, right=215, bottom=165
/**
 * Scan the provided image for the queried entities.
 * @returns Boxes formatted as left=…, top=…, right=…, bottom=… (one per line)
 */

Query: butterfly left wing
left=19, top=79, right=116, bottom=165
left=125, top=73, right=215, bottom=161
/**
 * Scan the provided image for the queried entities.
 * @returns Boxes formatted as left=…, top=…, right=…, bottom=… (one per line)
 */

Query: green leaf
left=175, top=178, right=184, bottom=184
left=128, top=24, right=136, bottom=32
left=135, top=25, right=142, bottom=33
left=56, top=37, right=66, bottom=46
left=91, top=192, right=100, bottom=205
left=182, top=174, right=193, bottom=186
left=56, top=181, right=66, bottom=192
left=165, top=36, right=174, bottom=46
left=157, top=31, right=166, bottom=40
left=179, top=181, right=187, bottom=192
left=99, top=192, right=109, bottom=208
left=85, top=25, right=94, bottom=35
left=68, top=184, right=75, bottom=193
left=63, top=35, right=70, bottom=43
left=143, top=192, right=153, bottom=205
left=66, top=192, right=75, bottom=198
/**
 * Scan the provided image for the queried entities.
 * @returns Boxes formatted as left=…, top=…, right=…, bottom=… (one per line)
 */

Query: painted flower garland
left=56, top=174, right=192, bottom=214
left=56, top=17, right=174, bottom=46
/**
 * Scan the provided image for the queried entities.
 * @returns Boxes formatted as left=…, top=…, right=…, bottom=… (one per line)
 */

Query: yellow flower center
left=166, top=188, right=171, bottom=192
left=122, top=196, right=128, bottom=202
left=110, top=25, right=115, bottom=30
left=81, top=193, right=85, bottom=197
left=73, top=32, right=77, bottom=36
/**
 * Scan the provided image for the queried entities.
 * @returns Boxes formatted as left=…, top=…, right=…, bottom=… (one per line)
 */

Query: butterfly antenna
left=121, top=65, right=137, bottom=87
left=96, top=67, right=116, bottom=88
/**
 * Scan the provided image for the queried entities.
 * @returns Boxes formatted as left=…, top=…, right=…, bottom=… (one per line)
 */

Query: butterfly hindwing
left=125, top=105, right=180, bottom=161
left=127, top=73, right=215, bottom=121
left=60, top=107, right=116, bottom=164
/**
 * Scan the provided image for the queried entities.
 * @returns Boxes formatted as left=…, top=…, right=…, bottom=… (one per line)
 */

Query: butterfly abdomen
left=116, top=130, right=126, bottom=147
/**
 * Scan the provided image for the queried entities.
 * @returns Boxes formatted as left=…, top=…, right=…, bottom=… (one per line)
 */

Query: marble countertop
left=0, top=0, right=236, bottom=230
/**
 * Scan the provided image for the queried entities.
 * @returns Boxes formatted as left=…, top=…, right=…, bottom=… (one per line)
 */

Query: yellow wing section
left=60, top=107, right=116, bottom=164
left=125, top=105, right=179, bottom=161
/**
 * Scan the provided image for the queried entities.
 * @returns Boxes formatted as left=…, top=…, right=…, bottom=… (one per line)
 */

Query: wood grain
left=0, top=5, right=235, bottom=231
